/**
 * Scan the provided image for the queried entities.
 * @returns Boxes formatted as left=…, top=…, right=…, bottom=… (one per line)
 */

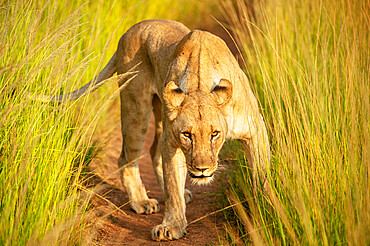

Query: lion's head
left=162, top=30, right=235, bottom=185
left=163, top=78, right=232, bottom=185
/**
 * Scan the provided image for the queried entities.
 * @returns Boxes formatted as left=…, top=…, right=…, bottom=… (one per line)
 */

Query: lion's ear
left=211, top=79, right=233, bottom=106
left=163, top=81, right=185, bottom=120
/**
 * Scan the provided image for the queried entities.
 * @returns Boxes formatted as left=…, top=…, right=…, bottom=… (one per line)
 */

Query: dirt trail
left=87, top=114, right=225, bottom=245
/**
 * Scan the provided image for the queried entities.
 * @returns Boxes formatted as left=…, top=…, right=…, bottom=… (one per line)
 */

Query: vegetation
left=0, top=0, right=214, bottom=244
left=220, top=0, right=369, bottom=245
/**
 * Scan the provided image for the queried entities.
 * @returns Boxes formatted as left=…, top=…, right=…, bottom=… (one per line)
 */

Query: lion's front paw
left=151, top=224, right=187, bottom=241
left=130, top=198, right=159, bottom=215
left=184, top=188, right=192, bottom=204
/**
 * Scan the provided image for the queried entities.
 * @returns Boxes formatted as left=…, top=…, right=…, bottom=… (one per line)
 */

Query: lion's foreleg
left=151, top=144, right=187, bottom=241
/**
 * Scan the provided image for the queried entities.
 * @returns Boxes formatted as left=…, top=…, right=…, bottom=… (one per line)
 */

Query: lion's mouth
left=188, top=171, right=215, bottom=185
left=188, top=171, right=214, bottom=179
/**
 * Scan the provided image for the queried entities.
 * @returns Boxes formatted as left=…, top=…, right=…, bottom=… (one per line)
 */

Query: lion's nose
left=195, top=167, right=209, bottom=173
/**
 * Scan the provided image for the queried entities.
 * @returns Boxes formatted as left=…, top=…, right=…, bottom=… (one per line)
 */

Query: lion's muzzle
left=187, top=166, right=216, bottom=185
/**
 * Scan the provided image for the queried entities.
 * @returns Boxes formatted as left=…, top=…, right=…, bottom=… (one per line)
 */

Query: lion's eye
left=182, top=132, right=192, bottom=139
left=211, top=131, right=220, bottom=139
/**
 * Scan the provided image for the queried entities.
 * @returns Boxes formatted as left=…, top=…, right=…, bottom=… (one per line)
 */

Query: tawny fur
left=35, top=20, right=271, bottom=241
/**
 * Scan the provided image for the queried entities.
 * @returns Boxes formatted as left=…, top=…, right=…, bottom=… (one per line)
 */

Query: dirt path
left=86, top=113, right=226, bottom=245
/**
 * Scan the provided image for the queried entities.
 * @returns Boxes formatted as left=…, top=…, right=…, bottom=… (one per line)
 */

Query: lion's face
left=173, top=93, right=227, bottom=184
left=163, top=79, right=232, bottom=185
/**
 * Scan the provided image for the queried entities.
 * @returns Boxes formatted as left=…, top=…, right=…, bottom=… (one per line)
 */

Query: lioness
left=35, top=19, right=270, bottom=241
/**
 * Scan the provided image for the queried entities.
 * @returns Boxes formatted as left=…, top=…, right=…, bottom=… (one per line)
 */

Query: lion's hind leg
left=118, top=66, right=159, bottom=215
left=243, top=114, right=271, bottom=192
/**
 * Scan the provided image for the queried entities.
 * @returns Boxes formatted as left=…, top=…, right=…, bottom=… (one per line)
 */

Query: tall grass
left=0, top=0, right=215, bottom=244
left=220, top=0, right=369, bottom=244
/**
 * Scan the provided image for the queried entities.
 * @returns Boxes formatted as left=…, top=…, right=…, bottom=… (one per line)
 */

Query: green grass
left=219, top=0, right=369, bottom=245
left=0, top=0, right=216, bottom=244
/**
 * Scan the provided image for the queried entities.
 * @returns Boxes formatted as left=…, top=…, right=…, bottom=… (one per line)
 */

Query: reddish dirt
left=85, top=113, right=226, bottom=245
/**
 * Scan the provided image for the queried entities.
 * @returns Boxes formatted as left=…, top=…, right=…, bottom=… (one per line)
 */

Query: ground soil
left=83, top=21, right=238, bottom=245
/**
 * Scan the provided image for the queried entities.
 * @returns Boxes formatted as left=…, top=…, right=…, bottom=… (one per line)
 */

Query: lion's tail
left=28, top=53, right=118, bottom=103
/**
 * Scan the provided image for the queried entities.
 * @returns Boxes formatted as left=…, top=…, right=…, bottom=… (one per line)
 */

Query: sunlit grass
left=0, top=0, right=216, bottom=244
left=220, top=0, right=369, bottom=244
